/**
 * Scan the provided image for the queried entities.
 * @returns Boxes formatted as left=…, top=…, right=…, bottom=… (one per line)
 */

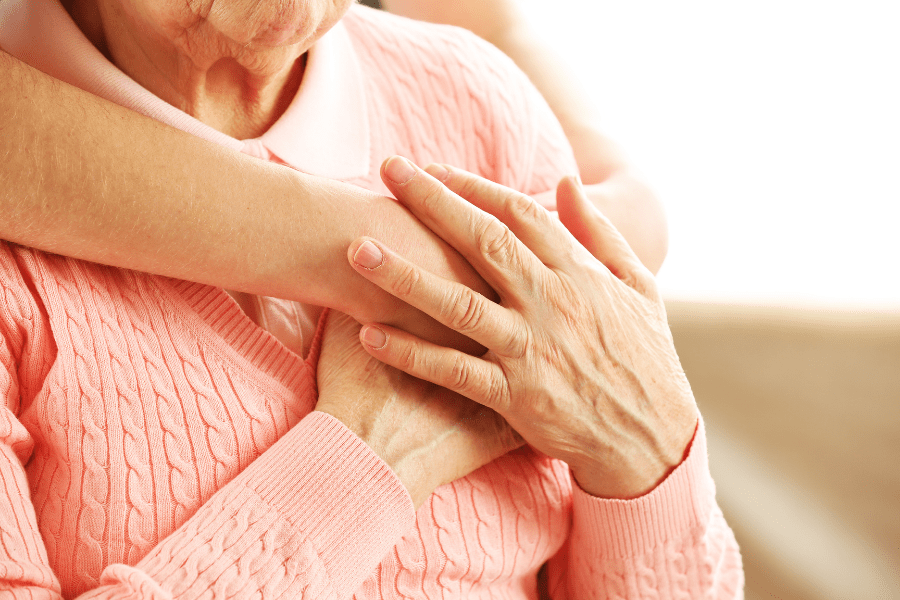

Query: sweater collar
left=0, top=0, right=371, bottom=179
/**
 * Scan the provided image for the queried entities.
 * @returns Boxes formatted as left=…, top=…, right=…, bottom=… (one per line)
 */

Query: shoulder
left=342, top=6, right=577, bottom=194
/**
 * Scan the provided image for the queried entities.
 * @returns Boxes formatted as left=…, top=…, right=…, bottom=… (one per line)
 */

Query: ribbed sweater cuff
left=247, top=411, right=415, bottom=588
left=131, top=411, right=415, bottom=599
left=569, top=418, right=715, bottom=559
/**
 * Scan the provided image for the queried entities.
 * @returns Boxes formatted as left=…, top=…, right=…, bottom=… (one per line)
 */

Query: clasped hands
left=315, top=156, right=698, bottom=508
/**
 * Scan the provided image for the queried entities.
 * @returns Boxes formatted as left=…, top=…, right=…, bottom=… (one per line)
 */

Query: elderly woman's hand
left=347, top=158, right=699, bottom=499
left=315, top=310, right=522, bottom=509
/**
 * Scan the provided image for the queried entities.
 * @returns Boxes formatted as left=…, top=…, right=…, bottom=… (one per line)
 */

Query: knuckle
left=641, top=273, right=660, bottom=299
left=505, top=191, right=543, bottom=225
left=452, top=173, right=481, bottom=200
left=617, top=269, right=639, bottom=291
left=394, top=340, right=418, bottom=373
left=499, top=318, right=528, bottom=359
left=418, top=181, right=448, bottom=214
left=442, top=289, right=485, bottom=336
left=446, top=358, right=477, bottom=395
left=391, top=264, right=421, bottom=300
left=476, top=220, right=517, bottom=265
left=485, top=373, right=509, bottom=412
left=622, top=262, right=658, bottom=298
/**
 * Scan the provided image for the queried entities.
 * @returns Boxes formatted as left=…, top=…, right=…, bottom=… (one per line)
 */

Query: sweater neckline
left=0, top=0, right=371, bottom=179
left=160, top=278, right=316, bottom=397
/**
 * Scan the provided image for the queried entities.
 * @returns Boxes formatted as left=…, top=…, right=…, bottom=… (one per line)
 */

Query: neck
left=144, top=53, right=307, bottom=140
left=68, top=0, right=308, bottom=139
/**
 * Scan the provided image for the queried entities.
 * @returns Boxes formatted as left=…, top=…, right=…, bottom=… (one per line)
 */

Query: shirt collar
left=0, top=0, right=370, bottom=179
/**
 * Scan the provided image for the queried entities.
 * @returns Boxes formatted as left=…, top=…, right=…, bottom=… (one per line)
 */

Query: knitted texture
left=0, top=5, right=743, bottom=599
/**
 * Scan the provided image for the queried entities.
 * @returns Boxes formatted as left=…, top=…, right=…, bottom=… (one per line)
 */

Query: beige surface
left=666, top=301, right=900, bottom=600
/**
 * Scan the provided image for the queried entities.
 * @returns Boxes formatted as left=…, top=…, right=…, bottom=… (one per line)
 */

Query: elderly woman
left=1, top=0, right=668, bottom=282
left=0, top=0, right=742, bottom=599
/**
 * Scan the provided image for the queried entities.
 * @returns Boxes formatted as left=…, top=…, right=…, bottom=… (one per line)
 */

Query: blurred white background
left=519, top=0, right=900, bottom=308
left=510, top=4, right=900, bottom=599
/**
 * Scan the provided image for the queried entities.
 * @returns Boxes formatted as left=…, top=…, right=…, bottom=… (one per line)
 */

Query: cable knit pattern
left=0, top=3, right=742, bottom=599
left=339, top=9, right=570, bottom=200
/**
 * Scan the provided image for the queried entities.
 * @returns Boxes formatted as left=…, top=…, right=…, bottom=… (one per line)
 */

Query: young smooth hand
left=347, top=157, right=699, bottom=499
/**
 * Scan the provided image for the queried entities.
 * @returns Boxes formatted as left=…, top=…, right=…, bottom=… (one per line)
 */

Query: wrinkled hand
left=314, top=310, right=522, bottom=509
left=347, top=157, right=699, bottom=499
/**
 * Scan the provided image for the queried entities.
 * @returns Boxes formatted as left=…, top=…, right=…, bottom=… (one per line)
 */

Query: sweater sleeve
left=0, top=250, right=416, bottom=600
left=545, top=419, right=745, bottom=599
left=88, top=413, right=415, bottom=600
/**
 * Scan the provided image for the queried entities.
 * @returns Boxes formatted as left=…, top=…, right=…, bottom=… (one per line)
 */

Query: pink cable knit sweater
left=0, top=1, right=743, bottom=598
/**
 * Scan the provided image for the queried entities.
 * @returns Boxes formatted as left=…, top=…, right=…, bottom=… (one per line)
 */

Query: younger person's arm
left=0, top=48, right=488, bottom=349
left=381, top=0, right=669, bottom=273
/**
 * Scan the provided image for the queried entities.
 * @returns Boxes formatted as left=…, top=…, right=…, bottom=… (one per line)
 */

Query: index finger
left=380, top=156, right=545, bottom=301
left=425, top=164, right=585, bottom=270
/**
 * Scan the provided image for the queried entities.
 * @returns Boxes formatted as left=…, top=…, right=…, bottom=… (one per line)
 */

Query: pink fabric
left=0, top=1, right=743, bottom=598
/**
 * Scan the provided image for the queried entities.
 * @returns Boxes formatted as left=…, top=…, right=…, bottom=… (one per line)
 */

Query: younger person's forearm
left=1, top=48, right=307, bottom=296
left=0, top=49, right=489, bottom=347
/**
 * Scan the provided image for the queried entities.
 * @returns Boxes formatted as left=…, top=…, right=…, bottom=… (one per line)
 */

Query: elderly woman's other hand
left=315, top=310, right=522, bottom=509
left=347, top=157, right=699, bottom=499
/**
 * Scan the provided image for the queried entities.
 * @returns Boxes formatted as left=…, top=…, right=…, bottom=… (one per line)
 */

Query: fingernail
left=425, top=163, right=450, bottom=182
left=361, top=325, right=387, bottom=349
left=353, top=240, right=384, bottom=269
left=384, top=156, right=416, bottom=184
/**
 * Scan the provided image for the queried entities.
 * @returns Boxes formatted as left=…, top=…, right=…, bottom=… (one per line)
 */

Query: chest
left=19, top=259, right=573, bottom=597
left=353, top=451, right=572, bottom=599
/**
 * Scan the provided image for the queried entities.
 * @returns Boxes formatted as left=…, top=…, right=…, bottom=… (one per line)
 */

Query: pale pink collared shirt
left=0, top=0, right=379, bottom=356
left=0, top=0, right=371, bottom=179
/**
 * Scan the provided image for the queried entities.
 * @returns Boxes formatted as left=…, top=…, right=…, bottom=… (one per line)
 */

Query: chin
left=236, top=0, right=357, bottom=48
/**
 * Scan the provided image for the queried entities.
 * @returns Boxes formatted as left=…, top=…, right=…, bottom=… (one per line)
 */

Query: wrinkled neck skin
left=66, top=0, right=351, bottom=139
